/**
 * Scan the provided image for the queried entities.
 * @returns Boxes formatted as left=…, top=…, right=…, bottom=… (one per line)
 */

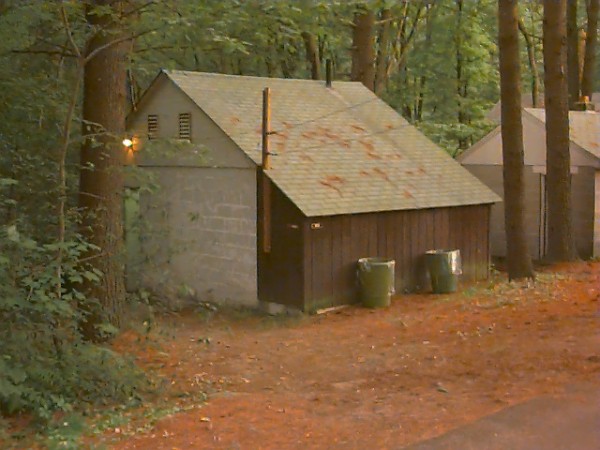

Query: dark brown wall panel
left=261, top=195, right=492, bottom=311
left=257, top=174, right=305, bottom=309
left=305, top=204, right=492, bottom=310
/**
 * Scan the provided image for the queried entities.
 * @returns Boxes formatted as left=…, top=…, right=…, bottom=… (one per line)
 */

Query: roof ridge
left=165, top=69, right=362, bottom=85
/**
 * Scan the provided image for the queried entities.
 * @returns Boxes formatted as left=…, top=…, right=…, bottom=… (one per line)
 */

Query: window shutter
left=147, top=114, right=158, bottom=140
left=179, top=113, right=192, bottom=140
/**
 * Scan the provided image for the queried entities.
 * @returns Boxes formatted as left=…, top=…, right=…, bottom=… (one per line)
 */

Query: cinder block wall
left=140, top=167, right=258, bottom=306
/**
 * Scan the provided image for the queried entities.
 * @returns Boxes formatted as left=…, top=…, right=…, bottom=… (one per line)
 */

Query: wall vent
left=179, top=113, right=192, bottom=140
left=147, top=114, right=158, bottom=140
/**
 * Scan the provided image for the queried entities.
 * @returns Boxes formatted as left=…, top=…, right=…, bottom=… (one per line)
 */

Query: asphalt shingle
left=166, top=70, right=500, bottom=217
left=525, top=108, right=600, bottom=160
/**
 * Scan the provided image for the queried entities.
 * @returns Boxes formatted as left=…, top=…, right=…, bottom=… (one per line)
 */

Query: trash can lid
left=358, top=257, right=395, bottom=269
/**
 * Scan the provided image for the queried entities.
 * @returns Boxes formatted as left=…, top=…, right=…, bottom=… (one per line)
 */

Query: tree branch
left=83, top=27, right=158, bottom=64
left=60, top=3, right=82, bottom=59
left=10, top=49, right=76, bottom=57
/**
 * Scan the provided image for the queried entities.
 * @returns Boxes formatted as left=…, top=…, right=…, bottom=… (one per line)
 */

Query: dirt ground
left=100, top=261, right=599, bottom=449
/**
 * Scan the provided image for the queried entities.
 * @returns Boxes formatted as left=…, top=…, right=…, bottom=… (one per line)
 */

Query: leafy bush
left=0, top=183, right=146, bottom=422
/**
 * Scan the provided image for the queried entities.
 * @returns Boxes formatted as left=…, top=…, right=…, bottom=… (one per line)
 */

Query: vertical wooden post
left=262, top=87, right=272, bottom=253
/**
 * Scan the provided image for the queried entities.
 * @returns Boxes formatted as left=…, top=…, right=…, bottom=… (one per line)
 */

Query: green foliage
left=0, top=195, right=145, bottom=421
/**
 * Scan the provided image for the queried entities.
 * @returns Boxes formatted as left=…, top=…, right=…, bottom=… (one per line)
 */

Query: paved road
left=405, top=385, right=600, bottom=450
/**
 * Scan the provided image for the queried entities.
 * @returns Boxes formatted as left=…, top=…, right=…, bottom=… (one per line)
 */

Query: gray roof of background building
left=487, top=92, right=600, bottom=121
left=525, top=108, right=600, bottom=160
left=165, top=70, right=499, bottom=217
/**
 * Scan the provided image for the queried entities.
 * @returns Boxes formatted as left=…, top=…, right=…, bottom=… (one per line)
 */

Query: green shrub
left=0, top=190, right=146, bottom=422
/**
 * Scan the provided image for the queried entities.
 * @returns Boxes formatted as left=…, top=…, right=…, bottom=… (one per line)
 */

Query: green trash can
left=425, top=249, right=462, bottom=294
left=357, top=257, right=395, bottom=308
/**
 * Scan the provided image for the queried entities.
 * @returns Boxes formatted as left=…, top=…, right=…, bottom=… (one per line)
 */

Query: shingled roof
left=164, top=70, right=499, bottom=217
left=487, top=92, right=600, bottom=121
left=524, top=108, right=600, bottom=160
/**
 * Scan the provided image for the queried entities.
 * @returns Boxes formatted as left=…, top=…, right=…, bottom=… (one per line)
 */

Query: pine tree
left=543, top=0, right=577, bottom=261
left=498, top=0, right=535, bottom=280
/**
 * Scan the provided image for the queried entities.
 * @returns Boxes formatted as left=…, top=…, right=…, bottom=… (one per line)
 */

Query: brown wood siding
left=258, top=180, right=491, bottom=312
left=257, top=173, right=305, bottom=309
left=301, top=204, right=492, bottom=312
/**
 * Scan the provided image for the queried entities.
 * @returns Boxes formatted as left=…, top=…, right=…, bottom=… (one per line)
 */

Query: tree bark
left=518, top=18, right=541, bottom=107
left=301, top=31, right=321, bottom=80
left=374, top=8, right=392, bottom=95
left=498, top=0, right=535, bottom=280
left=581, top=0, right=599, bottom=100
left=351, top=5, right=375, bottom=91
left=543, top=0, right=577, bottom=261
left=567, top=0, right=580, bottom=108
left=455, top=0, right=469, bottom=150
left=78, top=0, right=128, bottom=341
left=415, top=8, right=435, bottom=121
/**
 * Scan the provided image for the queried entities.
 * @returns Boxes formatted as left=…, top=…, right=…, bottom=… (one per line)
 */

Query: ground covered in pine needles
left=5, top=261, right=600, bottom=449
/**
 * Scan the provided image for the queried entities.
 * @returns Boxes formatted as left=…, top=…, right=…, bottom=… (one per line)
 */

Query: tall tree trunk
left=301, top=31, right=321, bottom=80
left=415, top=75, right=426, bottom=121
left=374, top=8, right=392, bottom=95
left=498, top=0, right=535, bottom=280
left=567, top=0, right=580, bottom=108
left=543, top=0, right=577, bottom=261
left=351, top=5, right=375, bottom=91
left=518, top=18, right=541, bottom=107
left=79, top=0, right=128, bottom=341
left=455, top=0, right=469, bottom=150
left=415, top=8, right=435, bottom=121
left=581, top=0, right=599, bottom=100
left=278, top=41, right=296, bottom=79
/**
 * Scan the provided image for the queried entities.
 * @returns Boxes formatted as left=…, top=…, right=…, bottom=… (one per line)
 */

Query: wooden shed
left=126, top=70, right=499, bottom=312
left=459, top=108, right=600, bottom=260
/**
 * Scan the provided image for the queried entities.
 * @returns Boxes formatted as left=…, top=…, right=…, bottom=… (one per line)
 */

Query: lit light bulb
left=122, top=138, right=133, bottom=148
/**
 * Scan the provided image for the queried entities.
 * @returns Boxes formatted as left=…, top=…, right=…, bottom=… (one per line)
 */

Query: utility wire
left=135, top=94, right=385, bottom=147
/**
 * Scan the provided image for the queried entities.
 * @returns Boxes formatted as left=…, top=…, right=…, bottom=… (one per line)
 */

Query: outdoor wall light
left=122, top=138, right=134, bottom=148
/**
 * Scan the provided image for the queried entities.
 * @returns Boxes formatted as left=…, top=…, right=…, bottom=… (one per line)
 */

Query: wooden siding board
left=310, top=224, right=324, bottom=310
left=409, top=210, right=419, bottom=290
left=385, top=213, right=395, bottom=259
left=399, top=212, right=408, bottom=291
left=434, top=208, right=450, bottom=250
left=368, top=216, right=378, bottom=257
left=419, top=209, right=432, bottom=290
left=303, top=220, right=313, bottom=309
left=377, top=214, right=387, bottom=258
left=341, top=215, right=356, bottom=303
left=322, top=218, right=334, bottom=306
left=331, top=218, right=341, bottom=304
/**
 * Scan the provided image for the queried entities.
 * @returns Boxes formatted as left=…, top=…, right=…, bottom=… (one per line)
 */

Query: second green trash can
left=357, top=257, right=395, bottom=308
left=425, top=249, right=462, bottom=294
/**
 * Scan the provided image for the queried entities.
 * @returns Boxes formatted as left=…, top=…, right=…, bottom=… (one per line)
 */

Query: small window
left=147, top=114, right=158, bottom=140
left=179, top=113, right=192, bottom=140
